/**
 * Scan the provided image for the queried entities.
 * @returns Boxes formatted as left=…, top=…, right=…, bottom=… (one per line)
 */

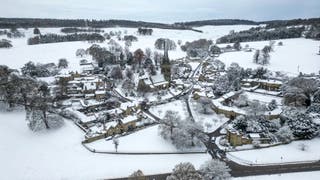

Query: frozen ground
left=243, top=91, right=282, bottom=105
left=218, top=38, right=320, bottom=75
left=149, top=100, right=189, bottom=120
left=0, top=111, right=209, bottom=179
left=87, top=125, right=204, bottom=152
left=0, top=25, right=255, bottom=71
left=234, top=171, right=320, bottom=180
left=189, top=98, right=229, bottom=133
left=1, top=28, right=318, bottom=76
left=228, top=138, right=320, bottom=165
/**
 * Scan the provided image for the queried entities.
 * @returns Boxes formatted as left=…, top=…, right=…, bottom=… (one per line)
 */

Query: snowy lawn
left=189, top=98, right=229, bottom=133
left=87, top=125, right=204, bottom=152
left=0, top=111, right=210, bottom=179
left=228, top=138, right=320, bottom=165
left=149, top=100, right=189, bottom=120
left=234, top=171, right=320, bottom=180
left=218, top=38, right=320, bottom=75
left=243, top=91, right=282, bottom=105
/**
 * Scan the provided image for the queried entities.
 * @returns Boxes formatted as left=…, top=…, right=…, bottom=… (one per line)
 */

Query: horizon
left=1, top=0, right=320, bottom=23
left=1, top=16, right=319, bottom=25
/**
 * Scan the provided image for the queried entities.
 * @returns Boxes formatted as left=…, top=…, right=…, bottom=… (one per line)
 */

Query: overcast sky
left=1, top=0, right=319, bottom=22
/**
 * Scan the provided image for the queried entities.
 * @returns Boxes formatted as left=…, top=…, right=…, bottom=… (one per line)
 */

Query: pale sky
left=0, top=0, right=319, bottom=23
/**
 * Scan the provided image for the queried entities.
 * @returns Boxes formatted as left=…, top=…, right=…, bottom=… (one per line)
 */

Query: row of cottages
left=241, top=78, right=282, bottom=91
left=198, top=61, right=222, bottom=82
left=211, top=91, right=281, bottom=120
left=138, top=74, right=169, bottom=92
left=66, top=75, right=109, bottom=101
left=193, top=85, right=214, bottom=100
left=120, top=102, right=139, bottom=116
left=211, top=91, right=244, bottom=119
left=226, top=127, right=272, bottom=146
left=83, top=112, right=147, bottom=143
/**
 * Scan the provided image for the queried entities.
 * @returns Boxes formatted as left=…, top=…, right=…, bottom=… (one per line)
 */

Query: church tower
left=161, top=40, right=171, bottom=81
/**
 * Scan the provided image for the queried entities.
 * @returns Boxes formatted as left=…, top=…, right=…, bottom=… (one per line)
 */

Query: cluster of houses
left=53, top=61, right=160, bottom=144
left=226, top=126, right=272, bottom=147
left=138, top=74, right=170, bottom=92
left=198, top=61, right=222, bottom=83
left=220, top=79, right=283, bottom=147
left=241, top=78, right=282, bottom=92
left=55, top=72, right=113, bottom=101
left=76, top=100, right=155, bottom=143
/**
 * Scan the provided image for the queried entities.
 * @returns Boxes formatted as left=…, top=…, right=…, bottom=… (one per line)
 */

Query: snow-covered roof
left=249, top=133, right=261, bottom=138
left=120, top=102, right=136, bottom=110
left=68, top=80, right=81, bottom=84
left=153, top=81, right=168, bottom=87
left=121, top=115, right=138, bottom=124
left=242, top=78, right=282, bottom=85
left=150, top=74, right=166, bottom=84
left=95, top=90, right=106, bottom=95
left=84, top=82, right=96, bottom=90
left=105, top=121, right=118, bottom=129
left=55, top=74, right=72, bottom=78
left=106, top=108, right=124, bottom=115
left=81, top=64, right=94, bottom=72
left=85, top=94, right=95, bottom=97
left=173, top=79, right=184, bottom=85
left=144, top=78, right=153, bottom=85
left=194, top=85, right=202, bottom=89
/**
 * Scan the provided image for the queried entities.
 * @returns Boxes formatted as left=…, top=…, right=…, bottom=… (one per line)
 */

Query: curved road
left=108, top=57, right=320, bottom=179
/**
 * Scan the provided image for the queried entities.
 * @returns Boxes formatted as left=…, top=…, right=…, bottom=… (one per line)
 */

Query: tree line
left=0, top=18, right=193, bottom=30
left=216, top=26, right=305, bottom=43
left=27, top=33, right=105, bottom=45
left=0, top=65, right=64, bottom=131
left=60, top=27, right=104, bottom=34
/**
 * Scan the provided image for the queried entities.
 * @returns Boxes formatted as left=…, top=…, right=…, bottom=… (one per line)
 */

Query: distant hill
left=0, top=18, right=194, bottom=30
left=175, top=19, right=259, bottom=27
left=0, top=17, right=319, bottom=33
left=260, top=17, right=320, bottom=29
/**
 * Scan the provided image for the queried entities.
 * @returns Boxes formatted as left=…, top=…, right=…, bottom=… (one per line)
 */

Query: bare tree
left=158, top=110, right=181, bottom=140
left=129, top=170, right=146, bottom=180
left=199, top=159, right=231, bottom=180
left=167, top=162, right=202, bottom=180
left=198, top=97, right=213, bottom=114
left=113, top=138, right=119, bottom=152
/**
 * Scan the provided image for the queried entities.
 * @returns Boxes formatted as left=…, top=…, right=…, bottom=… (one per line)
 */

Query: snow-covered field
left=243, top=91, right=282, bottom=105
left=149, top=100, right=189, bottom=120
left=0, top=111, right=209, bottom=179
left=87, top=125, right=203, bottom=152
left=218, top=38, right=320, bottom=75
left=1, top=27, right=318, bottom=76
left=228, top=138, right=320, bottom=165
left=235, top=171, right=320, bottom=180
left=0, top=25, right=255, bottom=72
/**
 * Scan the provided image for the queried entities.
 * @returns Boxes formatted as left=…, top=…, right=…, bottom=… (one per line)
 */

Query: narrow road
left=107, top=57, right=320, bottom=179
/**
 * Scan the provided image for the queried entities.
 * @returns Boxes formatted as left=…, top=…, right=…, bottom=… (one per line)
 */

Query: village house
left=226, top=128, right=252, bottom=146
left=226, top=127, right=272, bottom=147
left=80, top=62, right=95, bottom=74
left=241, top=78, right=282, bottom=91
left=95, top=90, right=106, bottom=101
left=120, top=102, right=139, bottom=116
left=138, top=74, right=169, bottom=92
left=211, top=90, right=281, bottom=120
left=64, top=75, right=107, bottom=98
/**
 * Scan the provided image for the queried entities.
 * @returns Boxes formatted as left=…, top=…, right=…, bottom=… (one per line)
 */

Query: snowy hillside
left=0, top=111, right=209, bottom=179
left=218, top=38, right=320, bottom=75
left=1, top=26, right=318, bottom=75
left=0, top=25, right=256, bottom=71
